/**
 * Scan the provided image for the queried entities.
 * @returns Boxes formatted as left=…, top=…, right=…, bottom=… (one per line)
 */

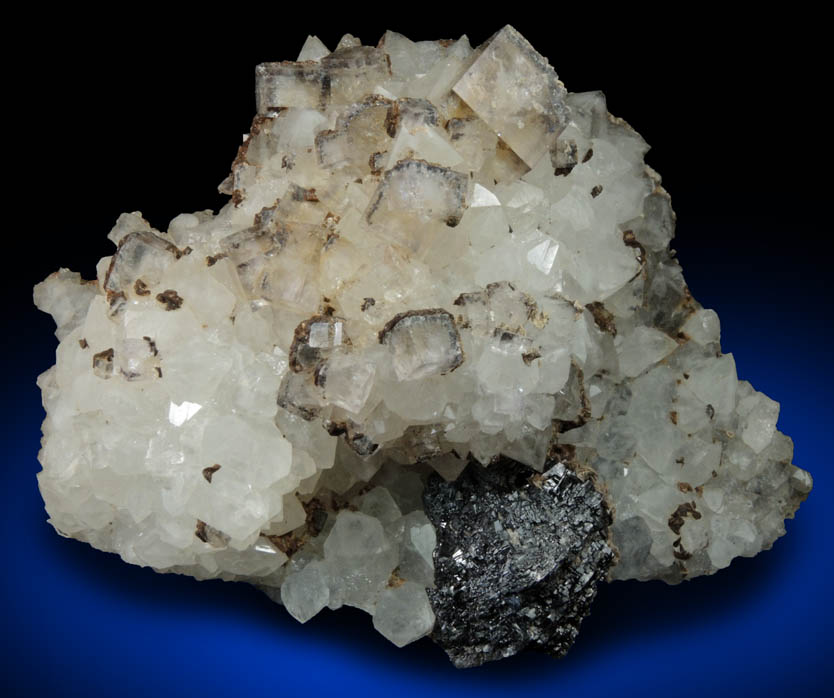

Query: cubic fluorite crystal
left=33, top=26, right=812, bottom=667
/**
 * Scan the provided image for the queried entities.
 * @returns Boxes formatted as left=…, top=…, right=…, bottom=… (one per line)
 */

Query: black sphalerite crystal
left=423, top=458, right=614, bottom=667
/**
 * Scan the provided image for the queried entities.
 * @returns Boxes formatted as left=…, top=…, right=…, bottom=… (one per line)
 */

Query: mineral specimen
left=33, top=26, right=812, bottom=667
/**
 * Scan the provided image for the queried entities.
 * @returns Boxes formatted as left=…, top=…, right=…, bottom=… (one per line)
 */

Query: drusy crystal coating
left=34, top=26, right=811, bottom=666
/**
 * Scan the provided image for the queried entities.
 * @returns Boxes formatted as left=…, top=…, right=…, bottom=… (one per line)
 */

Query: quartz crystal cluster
left=34, top=26, right=812, bottom=666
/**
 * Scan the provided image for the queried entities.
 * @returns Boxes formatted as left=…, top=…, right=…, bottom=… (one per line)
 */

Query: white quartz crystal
left=34, top=24, right=811, bottom=652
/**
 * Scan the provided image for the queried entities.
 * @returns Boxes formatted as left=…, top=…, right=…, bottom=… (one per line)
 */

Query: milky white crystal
left=34, top=24, right=811, bottom=652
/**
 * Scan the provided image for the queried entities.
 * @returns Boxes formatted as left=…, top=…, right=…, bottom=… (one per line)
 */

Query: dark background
left=5, top=8, right=831, bottom=698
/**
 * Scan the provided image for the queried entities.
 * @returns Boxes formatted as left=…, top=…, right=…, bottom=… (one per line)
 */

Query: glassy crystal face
left=33, top=26, right=811, bottom=667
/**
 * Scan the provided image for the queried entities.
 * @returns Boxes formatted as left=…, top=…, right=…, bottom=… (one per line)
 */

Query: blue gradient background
left=6, top=12, right=830, bottom=698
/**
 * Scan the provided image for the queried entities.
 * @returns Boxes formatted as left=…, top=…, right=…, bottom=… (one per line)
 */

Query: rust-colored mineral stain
left=155, top=289, right=184, bottom=311
left=202, top=464, right=222, bottom=483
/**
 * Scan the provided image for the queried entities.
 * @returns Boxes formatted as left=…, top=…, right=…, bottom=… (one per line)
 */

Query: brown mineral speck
left=133, top=279, right=151, bottom=296
left=264, top=498, right=331, bottom=558
left=677, top=482, right=693, bottom=493
left=203, top=464, right=222, bottom=483
left=206, top=253, right=228, bottom=267
left=669, top=410, right=678, bottom=425
left=522, top=349, right=542, bottom=365
left=453, top=290, right=482, bottom=307
left=668, top=501, right=702, bottom=535
left=621, top=228, right=647, bottom=265
left=547, top=442, right=577, bottom=464
left=107, top=290, right=127, bottom=312
left=323, top=231, right=340, bottom=250
left=591, top=185, right=603, bottom=198
left=361, top=297, right=376, bottom=312
left=291, top=185, right=319, bottom=202
left=369, top=152, right=386, bottom=175
left=323, top=418, right=379, bottom=456
left=92, top=348, right=115, bottom=378
left=585, top=302, right=617, bottom=335
left=314, top=362, right=327, bottom=388
left=195, top=520, right=208, bottom=542
left=79, top=338, right=89, bottom=349
left=672, top=539, right=692, bottom=563
left=303, top=498, right=327, bottom=537
left=267, top=533, right=300, bottom=557
left=156, top=289, right=184, bottom=310
left=384, top=101, right=400, bottom=137
left=387, top=568, right=406, bottom=588
left=582, top=148, right=594, bottom=163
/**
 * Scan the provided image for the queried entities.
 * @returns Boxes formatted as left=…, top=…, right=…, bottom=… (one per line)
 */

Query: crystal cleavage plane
left=33, top=26, right=812, bottom=667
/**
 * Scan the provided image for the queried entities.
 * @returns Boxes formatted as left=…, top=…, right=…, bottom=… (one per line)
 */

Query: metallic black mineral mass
left=423, top=457, right=614, bottom=668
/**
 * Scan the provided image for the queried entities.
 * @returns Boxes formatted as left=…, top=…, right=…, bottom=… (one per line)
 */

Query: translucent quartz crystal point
left=33, top=25, right=811, bottom=666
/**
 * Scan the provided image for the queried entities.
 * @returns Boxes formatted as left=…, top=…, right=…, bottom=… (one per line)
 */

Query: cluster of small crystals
left=35, top=25, right=811, bottom=648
